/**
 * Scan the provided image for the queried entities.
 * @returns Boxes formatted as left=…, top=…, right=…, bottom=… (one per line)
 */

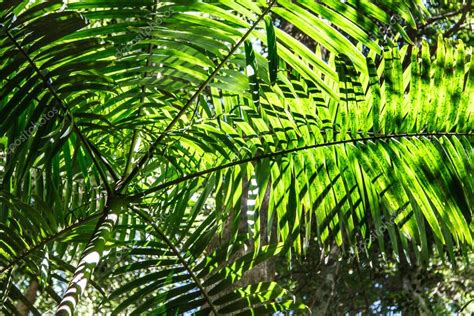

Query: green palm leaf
left=0, top=0, right=471, bottom=314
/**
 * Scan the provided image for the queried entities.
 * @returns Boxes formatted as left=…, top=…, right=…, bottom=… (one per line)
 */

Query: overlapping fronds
left=0, top=0, right=471, bottom=314
left=134, top=37, right=473, bottom=262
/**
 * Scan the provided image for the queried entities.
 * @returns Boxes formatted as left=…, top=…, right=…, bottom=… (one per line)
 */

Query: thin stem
left=444, top=0, right=472, bottom=37
left=0, top=213, right=101, bottom=275
left=2, top=28, right=116, bottom=193
left=55, top=198, right=126, bottom=316
left=130, top=206, right=220, bottom=315
left=123, top=2, right=159, bottom=178
left=417, top=8, right=463, bottom=29
left=114, top=0, right=278, bottom=193
left=130, top=132, right=471, bottom=200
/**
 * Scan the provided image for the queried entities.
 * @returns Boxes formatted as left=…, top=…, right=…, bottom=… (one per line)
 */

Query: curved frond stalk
left=55, top=199, right=127, bottom=315
left=0, top=212, right=101, bottom=275
left=1, top=28, right=117, bottom=192
left=130, top=206, right=219, bottom=315
left=131, top=132, right=471, bottom=200
left=123, top=0, right=161, bottom=178
left=104, top=205, right=304, bottom=314
left=114, top=0, right=278, bottom=192
left=0, top=0, right=471, bottom=314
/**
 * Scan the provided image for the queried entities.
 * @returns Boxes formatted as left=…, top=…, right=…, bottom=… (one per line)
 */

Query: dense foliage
left=0, top=0, right=472, bottom=314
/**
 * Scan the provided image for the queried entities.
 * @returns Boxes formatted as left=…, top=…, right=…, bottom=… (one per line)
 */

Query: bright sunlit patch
left=56, top=305, right=73, bottom=316
left=71, top=272, right=84, bottom=284
left=107, top=213, right=119, bottom=222
left=83, top=251, right=100, bottom=265
left=76, top=278, right=88, bottom=292
left=246, top=65, right=255, bottom=76
left=57, top=296, right=77, bottom=315
left=64, top=287, right=77, bottom=296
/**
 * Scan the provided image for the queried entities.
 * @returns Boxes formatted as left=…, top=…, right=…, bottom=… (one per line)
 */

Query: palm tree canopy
left=0, top=0, right=472, bottom=314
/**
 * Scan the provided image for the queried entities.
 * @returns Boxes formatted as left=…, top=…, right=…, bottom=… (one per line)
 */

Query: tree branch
left=444, top=0, right=472, bottom=37
left=130, top=206, right=220, bottom=315
left=0, top=213, right=101, bottom=275
left=1, top=29, right=117, bottom=193
left=114, top=0, right=278, bottom=193
left=130, top=132, right=471, bottom=201
left=417, top=8, right=463, bottom=30
left=55, top=198, right=127, bottom=316
left=123, top=1, right=159, bottom=179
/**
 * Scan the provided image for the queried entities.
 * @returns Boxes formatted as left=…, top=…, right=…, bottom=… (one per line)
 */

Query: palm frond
left=0, top=0, right=471, bottom=314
